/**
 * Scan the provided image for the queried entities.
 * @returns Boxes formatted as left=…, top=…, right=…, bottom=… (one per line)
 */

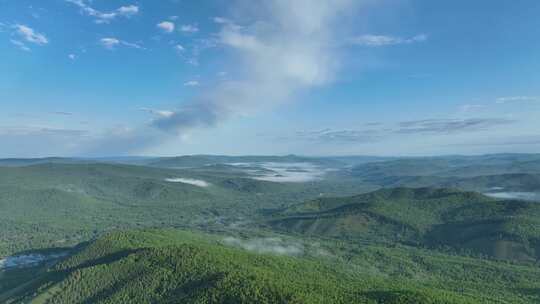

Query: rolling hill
left=268, top=187, right=540, bottom=261
left=0, top=162, right=370, bottom=257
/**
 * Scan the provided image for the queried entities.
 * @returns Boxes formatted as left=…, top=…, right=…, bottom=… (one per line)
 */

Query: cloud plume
left=151, top=0, right=356, bottom=135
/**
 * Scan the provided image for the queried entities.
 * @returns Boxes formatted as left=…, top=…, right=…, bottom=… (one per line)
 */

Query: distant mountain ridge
left=146, top=154, right=344, bottom=168
left=4, top=153, right=540, bottom=170
left=350, top=154, right=540, bottom=178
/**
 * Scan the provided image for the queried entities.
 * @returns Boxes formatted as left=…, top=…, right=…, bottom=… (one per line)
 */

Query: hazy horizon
left=2, top=151, right=540, bottom=160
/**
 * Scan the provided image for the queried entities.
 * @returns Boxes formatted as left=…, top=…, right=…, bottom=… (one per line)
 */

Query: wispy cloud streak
left=11, top=24, right=48, bottom=51
left=496, top=96, right=538, bottom=104
left=349, top=34, right=427, bottom=47
left=100, top=38, right=143, bottom=50
left=65, top=0, right=139, bottom=24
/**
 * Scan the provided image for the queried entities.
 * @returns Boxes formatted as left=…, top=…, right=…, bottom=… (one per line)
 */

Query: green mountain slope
left=268, top=188, right=540, bottom=261
left=0, top=163, right=265, bottom=256
left=4, top=229, right=534, bottom=304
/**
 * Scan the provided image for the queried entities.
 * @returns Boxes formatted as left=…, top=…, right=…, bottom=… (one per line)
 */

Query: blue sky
left=0, top=0, right=539, bottom=157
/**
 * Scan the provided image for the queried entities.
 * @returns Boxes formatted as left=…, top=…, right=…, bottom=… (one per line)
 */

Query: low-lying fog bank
left=484, top=191, right=540, bottom=202
left=165, top=178, right=210, bottom=187
left=0, top=252, right=68, bottom=270
left=228, top=162, right=330, bottom=183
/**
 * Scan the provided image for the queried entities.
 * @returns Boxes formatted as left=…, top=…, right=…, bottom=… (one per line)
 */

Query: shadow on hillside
left=1, top=248, right=143, bottom=302
left=0, top=261, right=68, bottom=303
left=81, top=269, right=142, bottom=304
left=66, top=249, right=142, bottom=272
left=163, top=273, right=225, bottom=301
left=79, top=256, right=225, bottom=303
left=0, top=243, right=85, bottom=301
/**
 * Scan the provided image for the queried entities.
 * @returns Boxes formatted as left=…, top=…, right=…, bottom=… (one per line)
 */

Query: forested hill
left=269, top=187, right=540, bottom=261
left=4, top=229, right=539, bottom=304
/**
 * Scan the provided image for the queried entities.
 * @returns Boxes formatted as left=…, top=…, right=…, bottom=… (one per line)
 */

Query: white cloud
left=100, top=38, right=120, bottom=49
left=184, top=81, right=200, bottom=86
left=157, top=21, right=175, bottom=33
left=72, top=0, right=358, bottom=153
left=117, top=5, right=139, bottom=16
left=496, top=96, right=538, bottom=104
left=349, top=34, right=427, bottom=47
left=65, top=0, right=139, bottom=24
left=175, top=44, right=185, bottom=52
left=100, top=38, right=143, bottom=50
left=68, top=54, right=76, bottom=60
left=10, top=39, right=31, bottom=52
left=150, top=0, right=357, bottom=134
left=180, top=24, right=199, bottom=33
left=14, top=24, right=48, bottom=45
